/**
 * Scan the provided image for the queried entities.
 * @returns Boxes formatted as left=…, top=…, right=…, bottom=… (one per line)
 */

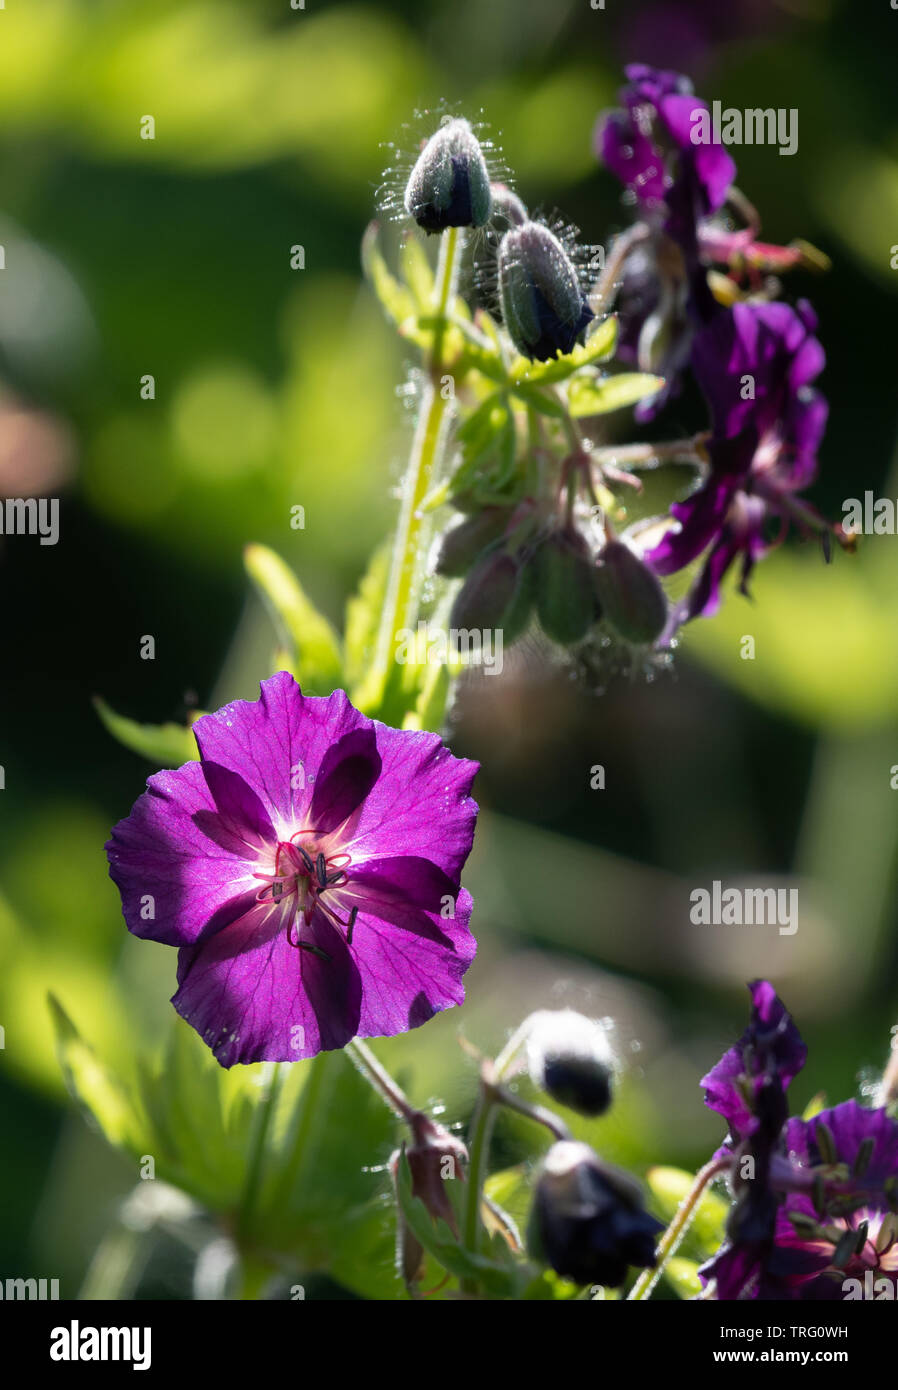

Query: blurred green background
left=2, top=0, right=898, bottom=1297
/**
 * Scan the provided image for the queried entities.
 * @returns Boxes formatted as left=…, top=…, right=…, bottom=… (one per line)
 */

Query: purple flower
left=597, top=65, right=735, bottom=237
left=106, top=672, right=479, bottom=1067
left=702, top=980, right=807, bottom=1146
left=645, top=298, right=829, bottom=626
left=704, top=1102, right=898, bottom=1301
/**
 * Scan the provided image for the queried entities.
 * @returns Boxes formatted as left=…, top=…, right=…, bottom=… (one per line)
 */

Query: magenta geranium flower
left=646, top=299, right=830, bottom=628
left=106, top=672, right=479, bottom=1066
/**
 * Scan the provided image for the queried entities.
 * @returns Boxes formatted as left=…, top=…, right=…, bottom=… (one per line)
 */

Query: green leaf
left=93, top=697, right=199, bottom=767
left=394, top=1150, right=525, bottom=1297
left=244, top=543, right=343, bottom=695
left=399, top=232, right=434, bottom=310
left=664, top=1256, right=703, bottom=1299
left=568, top=372, right=666, bottom=418
left=509, top=383, right=567, bottom=418
left=646, top=1166, right=729, bottom=1260
left=450, top=392, right=517, bottom=495
left=49, top=994, right=144, bottom=1152
left=344, top=541, right=391, bottom=699
left=508, top=315, right=619, bottom=385
left=361, top=221, right=416, bottom=327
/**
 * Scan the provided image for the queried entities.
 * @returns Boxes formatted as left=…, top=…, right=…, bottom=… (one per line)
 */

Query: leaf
left=361, top=221, right=416, bottom=327
left=49, top=995, right=144, bottom=1152
left=450, top=392, right=516, bottom=494
left=507, top=315, right=619, bottom=385
left=93, top=697, right=199, bottom=767
left=568, top=372, right=666, bottom=418
left=509, top=383, right=567, bottom=418
left=394, top=1150, right=526, bottom=1297
left=664, top=1256, right=703, bottom=1299
left=399, top=233, right=434, bottom=310
left=344, top=541, right=391, bottom=699
left=244, top=543, right=343, bottom=695
left=646, top=1166, right=729, bottom=1260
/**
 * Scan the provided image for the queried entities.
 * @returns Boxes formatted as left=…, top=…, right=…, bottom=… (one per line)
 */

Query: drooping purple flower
left=597, top=64, right=736, bottom=236
left=702, top=979, right=807, bottom=1146
left=703, top=1102, right=898, bottom=1301
left=645, top=298, right=829, bottom=627
left=106, top=672, right=479, bottom=1067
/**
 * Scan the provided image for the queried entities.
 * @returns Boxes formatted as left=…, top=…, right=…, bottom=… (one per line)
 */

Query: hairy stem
left=627, top=1155, right=731, bottom=1301
left=373, top=226, right=464, bottom=697
left=345, top=1037, right=417, bottom=1123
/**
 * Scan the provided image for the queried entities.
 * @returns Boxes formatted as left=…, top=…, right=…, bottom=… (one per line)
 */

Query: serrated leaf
left=244, top=543, right=343, bottom=695
left=93, top=697, right=199, bottom=767
left=508, top=315, right=619, bottom=385
left=362, top=221, right=416, bottom=327
left=568, top=372, right=666, bottom=418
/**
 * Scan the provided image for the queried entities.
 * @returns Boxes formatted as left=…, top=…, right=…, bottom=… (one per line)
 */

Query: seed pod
left=449, top=550, right=519, bottom=632
left=498, top=220, right=593, bottom=361
left=404, top=118, right=492, bottom=234
left=435, top=508, right=509, bottom=578
left=535, top=529, right=596, bottom=645
left=594, top=539, right=668, bottom=645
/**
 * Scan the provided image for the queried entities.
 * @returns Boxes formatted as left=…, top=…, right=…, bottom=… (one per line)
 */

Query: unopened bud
left=404, top=118, right=492, bottom=234
left=435, top=508, right=508, bottom=578
left=498, top=220, right=593, bottom=361
left=594, top=539, right=668, bottom=645
left=535, top=529, right=597, bottom=645
left=529, top=1141, right=662, bottom=1288
left=525, top=1009, right=615, bottom=1117
left=449, top=550, right=519, bottom=632
left=390, top=1112, right=468, bottom=1288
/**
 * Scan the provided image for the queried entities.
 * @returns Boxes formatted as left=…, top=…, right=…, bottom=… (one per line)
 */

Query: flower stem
left=373, top=226, right=464, bottom=699
left=627, top=1155, right=730, bottom=1301
left=345, top=1037, right=417, bottom=1123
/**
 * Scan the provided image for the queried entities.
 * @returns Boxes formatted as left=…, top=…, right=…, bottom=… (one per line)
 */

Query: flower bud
left=535, top=529, right=597, bottom=645
left=404, top=118, right=492, bottom=234
left=594, top=538, right=668, bottom=645
left=390, top=1112, right=468, bottom=1288
left=525, top=1009, right=615, bottom=1117
left=529, top=1141, right=662, bottom=1288
left=435, top=508, right=509, bottom=578
left=449, top=549, right=520, bottom=632
left=499, top=551, right=537, bottom=644
left=498, top=220, right=593, bottom=361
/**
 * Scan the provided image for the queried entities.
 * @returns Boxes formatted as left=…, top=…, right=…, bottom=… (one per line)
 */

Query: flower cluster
left=700, top=981, right=898, bottom=1300
left=596, top=65, right=847, bottom=635
left=367, top=75, right=847, bottom=684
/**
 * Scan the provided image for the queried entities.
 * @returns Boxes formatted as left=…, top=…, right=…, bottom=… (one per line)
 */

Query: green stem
left=373, top=226, right=464, bottom=696
left=461, top=1083, right=497, bottom=1285
left=627, top=1155, right=730, bottom=1301
left=236, top=1062, right=286, bottom=1246
left=78, top=1223, right=150, bottom=1301
left=345, top=1037, right=416, bottom=1122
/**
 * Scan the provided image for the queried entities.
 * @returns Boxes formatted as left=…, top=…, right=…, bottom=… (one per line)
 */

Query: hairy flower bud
left=498, top=220, right=593, bottom=361
left=449, top=550, right=520, bottom=632
left=594, top=538, right=668, bottom=645
left=535, top=529, right=597, bottom=645
left=390, top=1112, right=468, bottom=1288
left=525, top=1009, right=615, bottom=1117
left=404, top=118, right=492, bottom=234
left=529, top=1141, right=662, bottom=1288
left=435, top=508, right=509, bottom=578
